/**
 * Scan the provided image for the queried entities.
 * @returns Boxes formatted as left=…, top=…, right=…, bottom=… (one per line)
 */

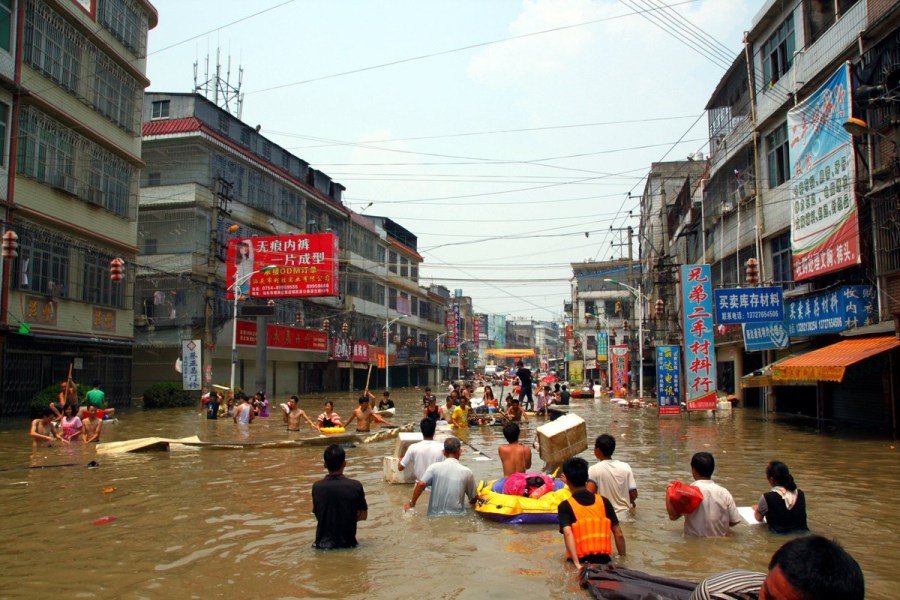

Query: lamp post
left=229, top=265, right=277, bottom=396
left=604, top=279, right=645, bottom=400
left=384, top=314, right=407, bottom=390
left=435, top=331, right=448, bottom=386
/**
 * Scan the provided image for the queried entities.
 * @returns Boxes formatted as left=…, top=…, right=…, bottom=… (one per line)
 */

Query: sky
left=145, top=0, right=759, bottom=322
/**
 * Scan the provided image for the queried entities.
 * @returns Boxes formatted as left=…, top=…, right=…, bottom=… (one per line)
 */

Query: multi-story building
left=684, top=0, right=900, bottom=431
left=135, top=92, right=447, bottom=396
left=0, top=0, right=157, bottom=416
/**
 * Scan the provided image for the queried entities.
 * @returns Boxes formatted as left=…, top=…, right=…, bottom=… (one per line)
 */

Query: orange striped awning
left=771, top=336, right=900, bottom=383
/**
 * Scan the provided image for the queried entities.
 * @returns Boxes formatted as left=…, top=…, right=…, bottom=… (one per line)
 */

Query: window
left=261, top=140, right=271, bottom=160
left=0, top=102, right=8, bottom=166
left=147, top=172, right=160, bottom=186
left=150, top=100, right=169, bottom=120
left=95, top=54, right=139, bottom=130
left=97, top=0, right=148, bottom=56
left=388, top=251, right=397, bottom=273
left=805, top=0, right=859, bottom=46
left=12, top=229, right=69, bottom=297
left=23, top=0, right=81, bottom=91
left=410, top=264, right=418, bottom=281
left=400, top=257, right=408, bottom=277
left=0, top=0, right=11, bottom=52
left=217, top=112, right=228, bottom=133
left=377, top=245, right=386, bottom=266
left=771, top=232, right=793, bottom=287
left=240, top=128, right=251, bottom=147
left=766, top=123, right=790, bottom=188
left=762, top=16, right=795, bottom=89
left=388, top=287, right=397, bottom=309
left=83, top=252, right=126, bottom=308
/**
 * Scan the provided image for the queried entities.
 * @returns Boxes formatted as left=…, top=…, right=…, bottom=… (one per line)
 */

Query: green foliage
left=142, top=382, right=196, bottom=409
left=29, top=382, right=89, bottom=418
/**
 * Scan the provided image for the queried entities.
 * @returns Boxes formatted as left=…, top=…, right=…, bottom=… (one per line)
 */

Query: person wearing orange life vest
left=557, top=456, right=626, bottom=570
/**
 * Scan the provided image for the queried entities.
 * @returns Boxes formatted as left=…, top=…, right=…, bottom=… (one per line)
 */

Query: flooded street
left=1, top=391, right=898, bottom=599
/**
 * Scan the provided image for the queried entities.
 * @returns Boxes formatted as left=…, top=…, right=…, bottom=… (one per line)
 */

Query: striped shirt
left=689, top=569, right=766, bottom=600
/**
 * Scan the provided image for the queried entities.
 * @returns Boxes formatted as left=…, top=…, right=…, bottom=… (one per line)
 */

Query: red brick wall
left=869, top=0, right=896, bottom=25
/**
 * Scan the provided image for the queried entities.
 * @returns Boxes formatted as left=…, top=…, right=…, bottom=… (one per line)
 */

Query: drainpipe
left=743, top=32, right=765, bottom=281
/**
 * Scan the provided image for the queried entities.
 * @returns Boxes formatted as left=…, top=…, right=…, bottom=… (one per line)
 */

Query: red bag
left=667, top=480, right=704, bottom=515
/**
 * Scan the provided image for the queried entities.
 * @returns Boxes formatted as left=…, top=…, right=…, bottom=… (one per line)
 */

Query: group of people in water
left=309, top=391, right=864, bottom=599
left=30, top=379, right=113, bottom=446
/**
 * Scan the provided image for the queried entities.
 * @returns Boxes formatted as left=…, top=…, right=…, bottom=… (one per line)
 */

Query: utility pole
left=203, top=178, right=232, bottom=392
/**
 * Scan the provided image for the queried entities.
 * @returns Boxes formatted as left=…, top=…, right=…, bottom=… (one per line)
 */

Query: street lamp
left=604, top=279, right=645, bottom=400
left=229, top=265, right=277, bottom=396
left=384, top=314, right=407, bottom=390
left=435, top=331, right=448, bottom=386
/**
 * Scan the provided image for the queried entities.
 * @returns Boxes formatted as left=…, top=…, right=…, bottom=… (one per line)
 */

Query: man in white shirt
left=666, top=452, right=741, bottom=537
left=398, top=418, right=445, bottom=481
left=587, top=433, right=637, bottom=513
left=403, top=437, right=476, bottom=516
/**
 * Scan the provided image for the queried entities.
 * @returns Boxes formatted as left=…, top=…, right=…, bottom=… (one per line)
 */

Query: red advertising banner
left=330, top=337, right=350, bottom=360
left=445, top=308, right=457, bottom=354
left=351, top=340, right=369, bottom=363
left=226, top=233, right=339, bottom=299
left=611, top=345, right=629, bottom=394
left=473, top=318, right=480, bottom=349
left=236, top=321, right=327, bottom=351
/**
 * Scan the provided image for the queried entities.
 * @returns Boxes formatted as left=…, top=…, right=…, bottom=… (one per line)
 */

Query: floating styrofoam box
left=536, top=413, right=587, bottom=465
left=383, top=456, right=416, bottom=484
left=393, top=432, right=423, bottom=459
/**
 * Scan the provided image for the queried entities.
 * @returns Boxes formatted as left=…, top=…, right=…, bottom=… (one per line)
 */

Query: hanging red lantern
left=623, top=319, right=629, bottom=331
left=341, top=321, right=349, bottom=335
left=1, top=231, right=18, bottom=259
left=615, top=301, right=623, bottom=315
left=109, top=257, right=125, bottom=282
left=745, top=258, right=760, bottom=285
left=322, top=318, right=330, bottom=331
left=655, top=298, right=664, bottom=318
left=295, top=311, right=304, bottom=326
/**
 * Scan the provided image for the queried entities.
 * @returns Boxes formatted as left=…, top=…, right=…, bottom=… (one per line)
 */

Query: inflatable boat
left=474, top=476, right=571, bottom=524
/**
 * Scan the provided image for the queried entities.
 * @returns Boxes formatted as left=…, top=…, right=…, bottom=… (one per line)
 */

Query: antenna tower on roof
left=193, top=47, right=244, bottom=119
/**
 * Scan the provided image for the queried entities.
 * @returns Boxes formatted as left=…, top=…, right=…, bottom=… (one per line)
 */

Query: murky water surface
left=1, top=392, right=897, bottom=599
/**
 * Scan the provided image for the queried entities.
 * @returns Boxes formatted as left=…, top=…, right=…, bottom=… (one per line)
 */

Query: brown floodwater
left=1, top=392, right=897, bottom=599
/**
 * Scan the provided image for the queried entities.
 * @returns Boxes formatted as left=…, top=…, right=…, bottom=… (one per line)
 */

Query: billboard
left=681, top=265, right=717, bottom=411
left=181, top=339, right=201, bottom=391
left=713, top=287, right=784, bottom=324
left=445, top=304, right=458, bottom=354
left=656, top=345, right=681, bottom=415
left=786, top=285, right=875, bottom=336
left=596, top=332, right=609, bottom=362
left=226, top=233, right=339, bottom=298
left=788, top=63, right=858, bottom=280
left=611, top=345, right=629, bottom=393
left=236, top=322, right=327, bottom=352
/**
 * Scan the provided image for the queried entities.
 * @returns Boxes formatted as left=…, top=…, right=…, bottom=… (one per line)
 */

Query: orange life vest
left=566, top=495, right=612, bottom=559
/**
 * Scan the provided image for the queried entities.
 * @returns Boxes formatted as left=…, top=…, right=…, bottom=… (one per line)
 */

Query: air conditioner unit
left=722, top=200, right=735, bottom=214
left=49, top=172, right=77, bottom=196
left=85, top=188, right=105, bottom=206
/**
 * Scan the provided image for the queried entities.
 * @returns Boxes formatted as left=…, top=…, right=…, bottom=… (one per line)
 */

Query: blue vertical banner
left=596, top=332, right=609, bottom=362
left=681, top=265, right=717, bottom=411
left=656, top=345, right=681, bottom=415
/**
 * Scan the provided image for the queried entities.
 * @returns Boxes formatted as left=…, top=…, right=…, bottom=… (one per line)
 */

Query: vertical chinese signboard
left=596, top=332, right=609, bottom=362
left=473, top=317, right=480, bottom=350
left=445, top=305, right=458, bottom=354
left=226, top=233, right=340, bottom=298
left=656, top=345, right=681, bottom=415
left=681, top=264, right=717, bottom=411
left=182, top=339, right=201, bottom=391
left=611, top=345, right=629, bottom=394
left=788, top=63, right=858, bottom=280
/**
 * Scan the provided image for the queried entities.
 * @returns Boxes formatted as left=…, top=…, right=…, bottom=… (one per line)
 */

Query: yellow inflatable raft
left=319, top=426, right=346, bottom=435
left=475, top=477, right=571, bottom=524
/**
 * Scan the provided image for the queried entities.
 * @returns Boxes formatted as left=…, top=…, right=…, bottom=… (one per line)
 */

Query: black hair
left=358, top=396, right=368, bottom=404
left=290, top=395, right=299, bottom=402
left=561, top=385, right=567, bottom=390
left=691, top=452, right=715, bottom=478
left=594, top=433, right=616, bottom=457
left=562, top=456, right=589, bottom=487
left=503, top=422, right=520, bottom=443
left=444, top=437, right=461, bottom=455
left=768, top=535, right=864, bottom=599
left=324, top=401, right=334, bottom=409
left=323, top=444, right=345, bottom=472
left=92, top=379, right=101, bottom=387
left=420, top=418, right=436, bottom=438
left=41, top=408, right=55, bottom=418
left=766, top=460, right=797, bottom=491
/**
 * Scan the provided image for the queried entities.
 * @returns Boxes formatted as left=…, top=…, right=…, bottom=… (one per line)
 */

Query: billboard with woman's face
left=226, top=233, right=339, bottom=298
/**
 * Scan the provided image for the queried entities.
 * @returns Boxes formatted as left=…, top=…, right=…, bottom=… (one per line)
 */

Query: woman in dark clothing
left=754, top=461, right=808, bottom=533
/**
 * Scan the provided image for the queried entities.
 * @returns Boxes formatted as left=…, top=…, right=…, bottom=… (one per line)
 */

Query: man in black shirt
left=558, top=385, right=571, bottom=405
left=515, top=361, right=534, bottom=411
left=312, top=444, right=368, bottom=549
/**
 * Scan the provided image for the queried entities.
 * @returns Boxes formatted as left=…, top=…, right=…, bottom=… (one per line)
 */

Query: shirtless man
left=344, top=391, right=394, bottom=432
left=81, top=405, right=103, bottom=443
left=498, top=423, right=532, bottom=476
left=30, top=408, right=64, bottom=447
left=506, top=398, right=528, bottom=423
left=283, top=396, right=317, bottom=432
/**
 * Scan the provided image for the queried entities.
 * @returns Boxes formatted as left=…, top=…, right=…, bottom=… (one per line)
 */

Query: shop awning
left=484, top=348, right=535, bottom=357
left=741, top=353, right=815, bottom=388
left=771, top=336, right=900, bottom=383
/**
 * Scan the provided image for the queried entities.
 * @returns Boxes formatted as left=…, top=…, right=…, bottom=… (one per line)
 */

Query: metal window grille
left=97, top=0, right=148, bottom=57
